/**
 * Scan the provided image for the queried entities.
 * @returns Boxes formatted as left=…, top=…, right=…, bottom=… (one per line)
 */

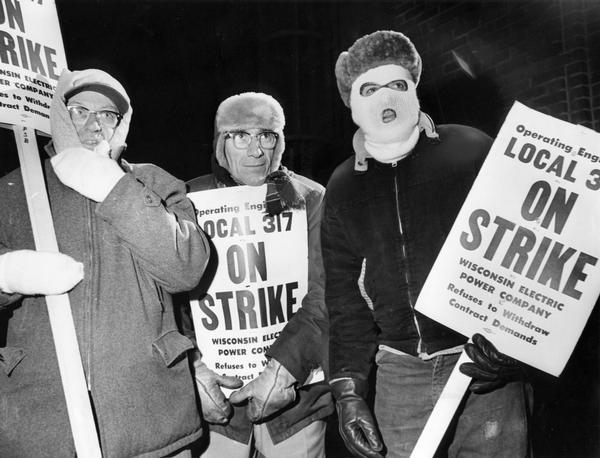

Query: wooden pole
left=13, top=125, right=102, bottom=457
left=410, top=351, right=472, bottom=458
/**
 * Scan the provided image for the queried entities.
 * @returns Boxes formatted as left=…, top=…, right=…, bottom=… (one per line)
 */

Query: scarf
left=211, top=155, right=304, bottom=216
left=353, top=111, right=440, bottom=173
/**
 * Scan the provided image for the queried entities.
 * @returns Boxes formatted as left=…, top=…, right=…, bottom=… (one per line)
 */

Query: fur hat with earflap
left=213, top=92, right=286, bottom=174
left=335, top=30, right=422, bottom=108
left=335, top=31, right=439, bottom=172
left=211, top=92, right=304, bottom=216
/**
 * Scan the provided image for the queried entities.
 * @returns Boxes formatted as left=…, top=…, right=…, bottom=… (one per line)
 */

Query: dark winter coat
left=322, top=125, right=492, bottom=381
left=0, top=146, right=210, bottom=457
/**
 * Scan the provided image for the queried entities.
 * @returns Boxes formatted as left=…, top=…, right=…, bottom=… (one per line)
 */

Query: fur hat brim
left=335, top=30, right=422, bottom=107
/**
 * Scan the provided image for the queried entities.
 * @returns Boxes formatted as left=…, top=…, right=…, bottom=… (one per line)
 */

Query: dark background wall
left=2, top=0, right=599, bottom=456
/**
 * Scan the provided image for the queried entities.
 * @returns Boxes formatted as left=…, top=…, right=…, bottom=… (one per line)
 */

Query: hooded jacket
left=0, top=69, right=210, bottom=457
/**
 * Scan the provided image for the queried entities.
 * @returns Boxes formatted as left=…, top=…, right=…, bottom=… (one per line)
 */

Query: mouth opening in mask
left=381, top=108, right=397, bottom=124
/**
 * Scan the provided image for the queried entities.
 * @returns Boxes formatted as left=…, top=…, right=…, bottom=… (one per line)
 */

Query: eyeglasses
left=225, top=131, right=279, bottom=150
left=67, top=105, right=123, bottom=128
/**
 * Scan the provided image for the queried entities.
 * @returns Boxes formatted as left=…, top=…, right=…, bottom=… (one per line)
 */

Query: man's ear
left=214, top=133, right=230, bottom=170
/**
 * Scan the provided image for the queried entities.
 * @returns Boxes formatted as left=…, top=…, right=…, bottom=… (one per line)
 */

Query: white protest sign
left=188, top=185, right=308, bottom=390
left=0, top=0, right=66, bottom=134
left=416, top=101, right=600, bottom=377
left=1, top=2, right=101, bottom=456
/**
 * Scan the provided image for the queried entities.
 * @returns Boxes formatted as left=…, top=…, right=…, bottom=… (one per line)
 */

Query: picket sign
left=0, top=0, right=102, bottom=453
left=411, top=102, right=600, bottom=456
left=187, top=186, right=322, bottom=396
left=410, top=351, right=472, bottom=458
left=13, top=125, right=102, bottom=457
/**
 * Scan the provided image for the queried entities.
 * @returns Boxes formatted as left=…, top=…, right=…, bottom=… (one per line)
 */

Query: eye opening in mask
left=359, top=79, right=409, bottom=97
left=359, top=83, right=380, bottom=97
left=385, top=79, right=408, bottom=91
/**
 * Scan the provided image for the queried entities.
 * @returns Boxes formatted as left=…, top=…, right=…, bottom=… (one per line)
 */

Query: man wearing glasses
left=0, top=68, right=210, bottom=457
left=187, top=92, right=332, bottom=457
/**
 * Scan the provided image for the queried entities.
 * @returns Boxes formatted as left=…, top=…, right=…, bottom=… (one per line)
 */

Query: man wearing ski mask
left=322, top=31, right=531, bottom=457
left=0, top=69, right=210, bottom=457
left=186, top=92, right=332, bottom=457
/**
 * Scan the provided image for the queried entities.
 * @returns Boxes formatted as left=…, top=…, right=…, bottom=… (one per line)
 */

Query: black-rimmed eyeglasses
left=225, top=131, right=279, bottom=150
left=67, top=105, right=123, bottom=128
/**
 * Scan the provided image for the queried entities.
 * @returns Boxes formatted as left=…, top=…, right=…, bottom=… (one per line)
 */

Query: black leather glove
left=330, top=378, right=384, bottom=458
left=459, top=333, right=525, bottom=394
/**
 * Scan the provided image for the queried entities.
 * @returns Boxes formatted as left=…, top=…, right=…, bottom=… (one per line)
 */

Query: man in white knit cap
left=186, top=92, right=333, bottom=458
left=0, top=68, right=210, bottom=457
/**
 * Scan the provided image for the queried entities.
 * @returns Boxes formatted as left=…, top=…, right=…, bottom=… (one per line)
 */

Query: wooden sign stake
left=410, top=351, right=472, bottom=458
left=13, top=125, right=102, bottom=457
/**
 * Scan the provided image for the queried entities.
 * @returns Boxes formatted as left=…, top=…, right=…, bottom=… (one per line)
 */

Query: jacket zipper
left=392, top=163, right=423, bottom=353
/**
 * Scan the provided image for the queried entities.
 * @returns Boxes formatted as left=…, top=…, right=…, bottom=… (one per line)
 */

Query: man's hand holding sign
left=229, top=358, right=297, bottom=421
left=188, top=184, right=309, bottom=398
left=413, top=101, right=600, bottom=456
left=191, top=353, right=243, bottom=424
left=460, top=333, right=526, bottom=393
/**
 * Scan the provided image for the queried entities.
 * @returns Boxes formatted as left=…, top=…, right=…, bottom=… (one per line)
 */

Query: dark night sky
left=51, top=0, right=352, bottom=183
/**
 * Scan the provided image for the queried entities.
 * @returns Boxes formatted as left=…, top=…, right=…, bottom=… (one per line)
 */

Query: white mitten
left=51, top=147, right=125, bottom=202
left=0, top=250, right=84, bottom=295
left=50, top=70, right=83, bottom=155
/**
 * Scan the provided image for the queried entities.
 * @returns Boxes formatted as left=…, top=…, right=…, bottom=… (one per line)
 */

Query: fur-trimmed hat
left=213, top=92, right=286, bottom=173
left=335, top=30, right=422, bottom=107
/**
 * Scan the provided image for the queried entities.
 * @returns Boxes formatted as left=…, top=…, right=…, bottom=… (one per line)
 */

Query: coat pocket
left=0, top=346, right=26, bottom=375
left=152, top=330, right=194, bottom=367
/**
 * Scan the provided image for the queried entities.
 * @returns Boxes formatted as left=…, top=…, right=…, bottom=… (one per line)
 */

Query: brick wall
left=391, top=0, right=599, bottom=134
left=394, top=0, right=600, bottom=134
